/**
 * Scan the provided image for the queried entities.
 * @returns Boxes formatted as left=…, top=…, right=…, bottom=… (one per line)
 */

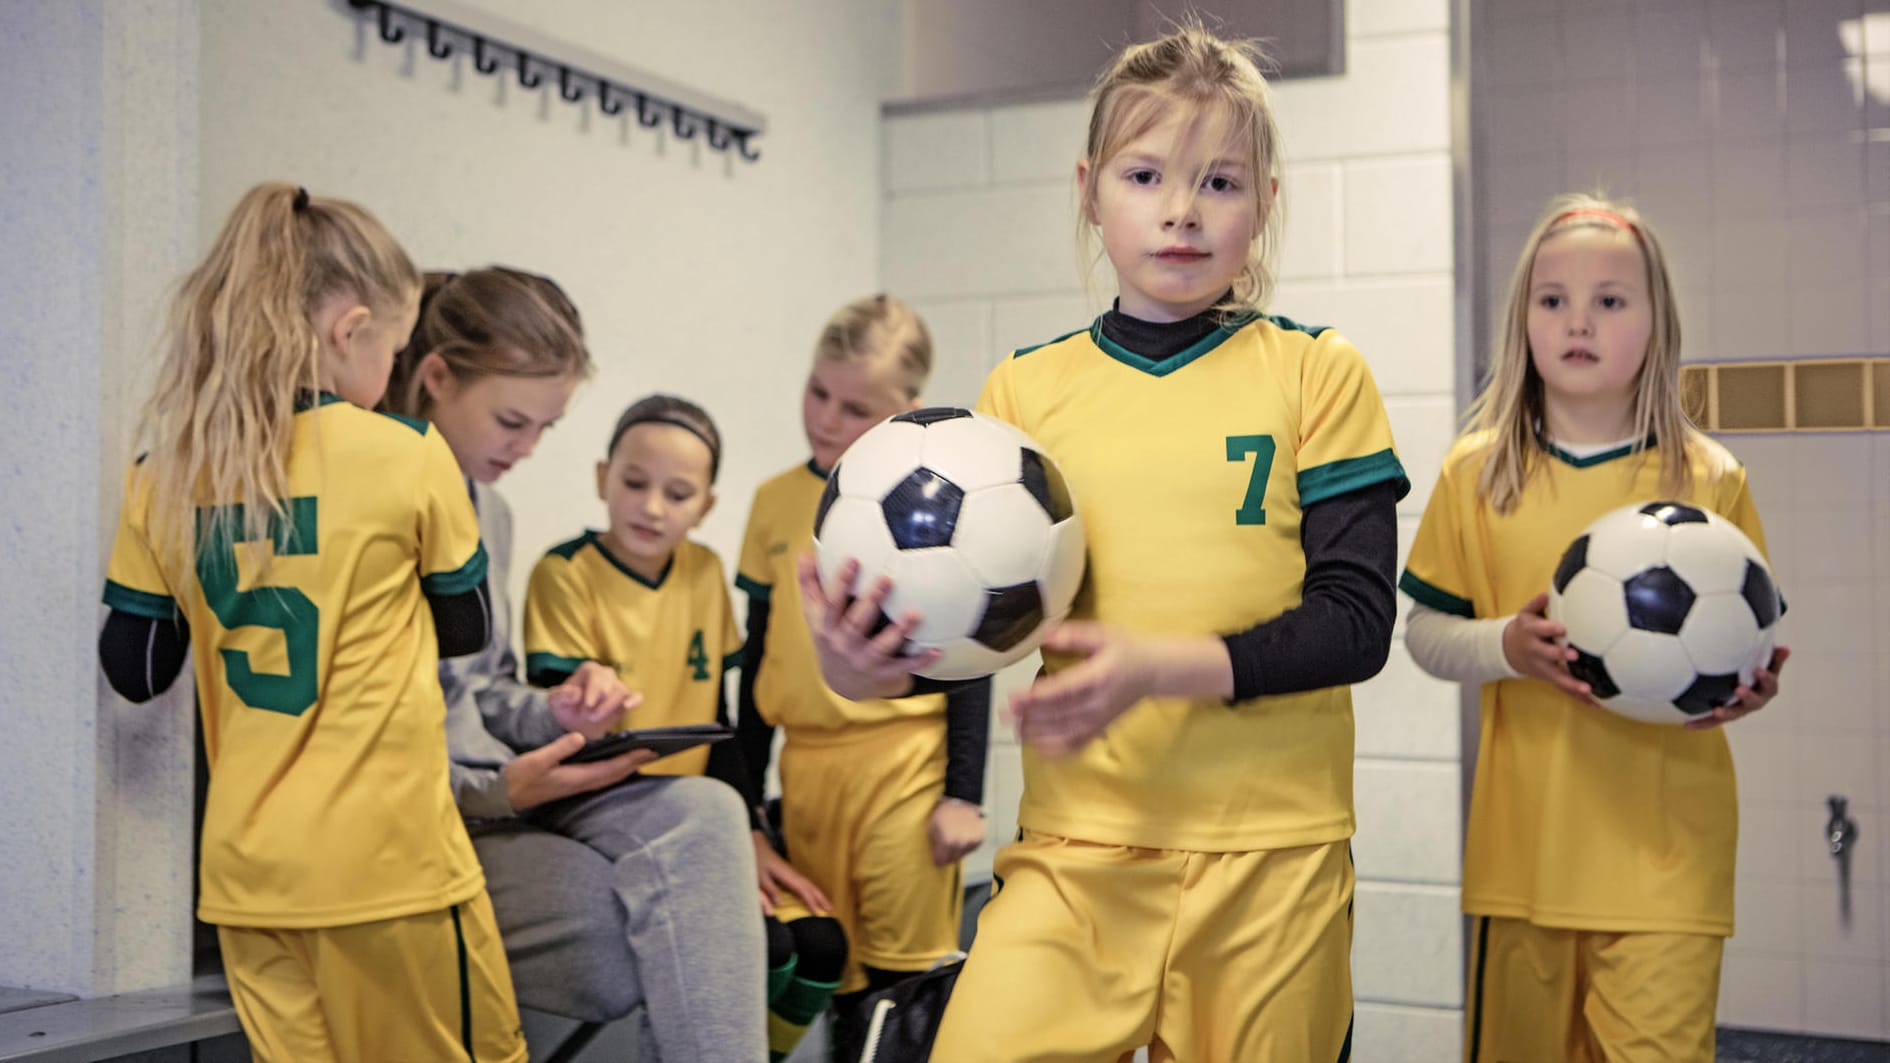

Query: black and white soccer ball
left=1547, top=501, right=1781, bottom=726
left=812, top=407, right=1086, bottom=681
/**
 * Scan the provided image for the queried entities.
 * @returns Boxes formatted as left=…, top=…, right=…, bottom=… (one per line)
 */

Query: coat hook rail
left=346, top=0, right=767, bottom=161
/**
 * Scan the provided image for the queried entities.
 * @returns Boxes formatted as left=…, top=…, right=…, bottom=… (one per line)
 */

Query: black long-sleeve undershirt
left=98, top=579, right=493, bottom=703
left=98, top=609, right=190, bottom=703
left=1221, top=481, right=1397, bottom=699
left=736, top=597, right=991, bottom=806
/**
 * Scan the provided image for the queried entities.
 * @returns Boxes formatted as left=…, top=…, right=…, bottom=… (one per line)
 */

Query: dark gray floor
left=1718, top=1028, right=1890, bottom=1063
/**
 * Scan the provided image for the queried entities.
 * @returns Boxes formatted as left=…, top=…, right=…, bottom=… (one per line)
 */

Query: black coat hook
left=345, top=1, right=763, bottom=162
left=377, top=4, right=405, bottom=44
left=636, top=94, right=664, bottom=129
left=472, top=36, right=499, bottom=74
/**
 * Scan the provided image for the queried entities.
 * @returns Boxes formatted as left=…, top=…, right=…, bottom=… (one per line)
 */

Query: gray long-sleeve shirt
left=445, top=482, right=570, bottom=819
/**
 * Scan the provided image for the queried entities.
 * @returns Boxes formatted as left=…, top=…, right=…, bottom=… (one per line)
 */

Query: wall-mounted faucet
left=1828, top=795, right=1858, bottom=857
left=1827, top=795, right=1859, bottom=929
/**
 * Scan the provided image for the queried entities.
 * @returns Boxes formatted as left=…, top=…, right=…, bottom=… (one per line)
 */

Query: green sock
left=767, top=953, right=797, bottom=1006
left=767, top=972, right=841, bottom=1061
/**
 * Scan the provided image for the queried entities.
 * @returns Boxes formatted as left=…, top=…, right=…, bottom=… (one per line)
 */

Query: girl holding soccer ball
left=1400, top=194, right=1788, bottom=1060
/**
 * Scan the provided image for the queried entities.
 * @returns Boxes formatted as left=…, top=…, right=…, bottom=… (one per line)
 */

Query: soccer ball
left=812, top=407, right=1086, bottom=681
left=1547, top=501, right=1781, bottom=725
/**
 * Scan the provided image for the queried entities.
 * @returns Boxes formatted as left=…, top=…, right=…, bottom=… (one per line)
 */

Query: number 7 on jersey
left=1225, top=434, right=1276, bottom=526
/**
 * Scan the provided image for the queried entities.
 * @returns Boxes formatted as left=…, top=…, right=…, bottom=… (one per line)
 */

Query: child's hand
left=1007, top=621, right=1155, bottom=758
left=752, top=830, right=831, bottom=917
left=1685, top=646, right=1790, bottom=731
left=1503, top=592, right=1598, bottom=705
left=926, top=798, right=986, bottom=867
left=547, top=661, right=640, bottom=740
left=502, top=732, right=656, bottom=812
left=794, top=553, right=941, bottom=700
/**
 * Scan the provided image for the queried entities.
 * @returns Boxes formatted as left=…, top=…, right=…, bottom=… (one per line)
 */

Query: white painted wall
left=1473, top=0, right=1890, bottom=1039
left=1, top=0, right=201, bottom=997
left=880, top=2, right=1467, bottom=1055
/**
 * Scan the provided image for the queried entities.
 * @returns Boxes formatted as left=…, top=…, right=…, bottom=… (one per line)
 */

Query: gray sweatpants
left=470, top=774, right=766, bottom=1063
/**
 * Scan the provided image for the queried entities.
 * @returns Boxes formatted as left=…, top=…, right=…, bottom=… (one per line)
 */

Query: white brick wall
left=883, top=3, right=1465, bottom=1053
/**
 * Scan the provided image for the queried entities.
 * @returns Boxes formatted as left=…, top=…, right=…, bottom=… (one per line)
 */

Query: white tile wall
left=1353, top=1003, right=1463, bottom=1062
left=1355, top=646, right=1463, bottom=761
left=1343, top=158, right=1456, bottom=276
left=1473, top=0, right=1890, bottom=1039
left=910, top=298, right=993, bottom=408
left=1354, top=883, right=1465, bottom=1007
left=1804, top=959, right=1887, bottom=1040
left=887, top=8, right=1465, bottom=1035
left=1278, top=163, right=1343, bottom=280
left=991, top=294, right=1096, bottom=356
left=1270, top=278, right=1455, bottom=397
left=988, top=100, right=1089, bottom=184
left=885, top=111, right=989, bottom=191
left=882, top=184, right=1083, bottom=299
left=1348, top=0, right=1449, bottom=39
left=1354, top=761, right=1462, bottom=884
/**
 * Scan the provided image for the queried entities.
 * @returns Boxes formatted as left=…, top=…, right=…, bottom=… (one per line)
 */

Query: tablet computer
left=560, top=723, right=735, bottom=764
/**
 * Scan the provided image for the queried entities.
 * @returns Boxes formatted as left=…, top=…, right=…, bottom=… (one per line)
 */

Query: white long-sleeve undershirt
left=1403, top=433, right=1640, bottom=685
left=1404, top=602, right=1519, bottom=684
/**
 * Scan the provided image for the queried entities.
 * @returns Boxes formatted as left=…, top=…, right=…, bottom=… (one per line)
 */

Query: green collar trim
left=1541, top=436, right=1654, bottom=469
left=585, top=531, right=671, bottom=590
left=1090, top=313, right=1255, bottom=378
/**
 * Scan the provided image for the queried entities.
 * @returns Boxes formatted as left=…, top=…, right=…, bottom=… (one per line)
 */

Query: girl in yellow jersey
left=97, top=184, right=523, bottom=1062
left=804, top=25, right=1408, bottom=1061
left=522, top=393, right=847, bottom=1062
left=737, top=294, right=993, bottom=1059
left=385, top=271, right=769, bottom=1063
left=1400, top=195, right=1788, bottom=1062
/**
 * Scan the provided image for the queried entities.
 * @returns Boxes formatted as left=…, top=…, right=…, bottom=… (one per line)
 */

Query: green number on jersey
left=1225, top=434, right=1276, bottom=526
left=195, top=497, right=321, bottom=716
left=687, top=629, right=710, bottom=680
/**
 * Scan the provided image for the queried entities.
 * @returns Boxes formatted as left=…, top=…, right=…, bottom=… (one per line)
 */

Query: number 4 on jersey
left=687, top=629, right=710, bottom=681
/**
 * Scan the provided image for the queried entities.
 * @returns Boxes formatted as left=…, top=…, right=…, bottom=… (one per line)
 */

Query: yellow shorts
left=1465, top=916, right=1723, bottom=1063
left=773, top=715, right=962, bottom=994
left=218, top=892, right=525, bottom=1063
left=932, top=830, right=1355, bottom=1063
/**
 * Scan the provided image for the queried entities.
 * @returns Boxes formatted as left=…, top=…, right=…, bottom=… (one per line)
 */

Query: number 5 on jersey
left=196, top=498, right=320, bottom=716
left=1226, top=434, right=1276, bottom=526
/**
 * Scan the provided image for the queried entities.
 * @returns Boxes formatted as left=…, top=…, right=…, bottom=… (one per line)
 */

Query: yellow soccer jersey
left=736, top=462, right=946, bottom=732
left=523, top=534, right=742, bottom=777
left=103, top=394, right=488, bottom=928
left=978, top=314, right=1409, bottom=852
left=1400, top=430, right=1768, bottom=936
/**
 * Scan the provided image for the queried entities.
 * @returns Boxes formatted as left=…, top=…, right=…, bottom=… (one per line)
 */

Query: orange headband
left=1550, top=207, right=1640, bottom=237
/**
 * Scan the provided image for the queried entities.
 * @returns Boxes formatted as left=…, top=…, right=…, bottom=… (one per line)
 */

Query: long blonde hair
left=137, top=182, right=417, bottom=574
left=812, top=294, right=933, bottom=399
left=382, top=267, right=592, bottom=421
left=1466, top=192, right=1698, bottom=513
left=1079, top=21, right=1283, bottom=316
